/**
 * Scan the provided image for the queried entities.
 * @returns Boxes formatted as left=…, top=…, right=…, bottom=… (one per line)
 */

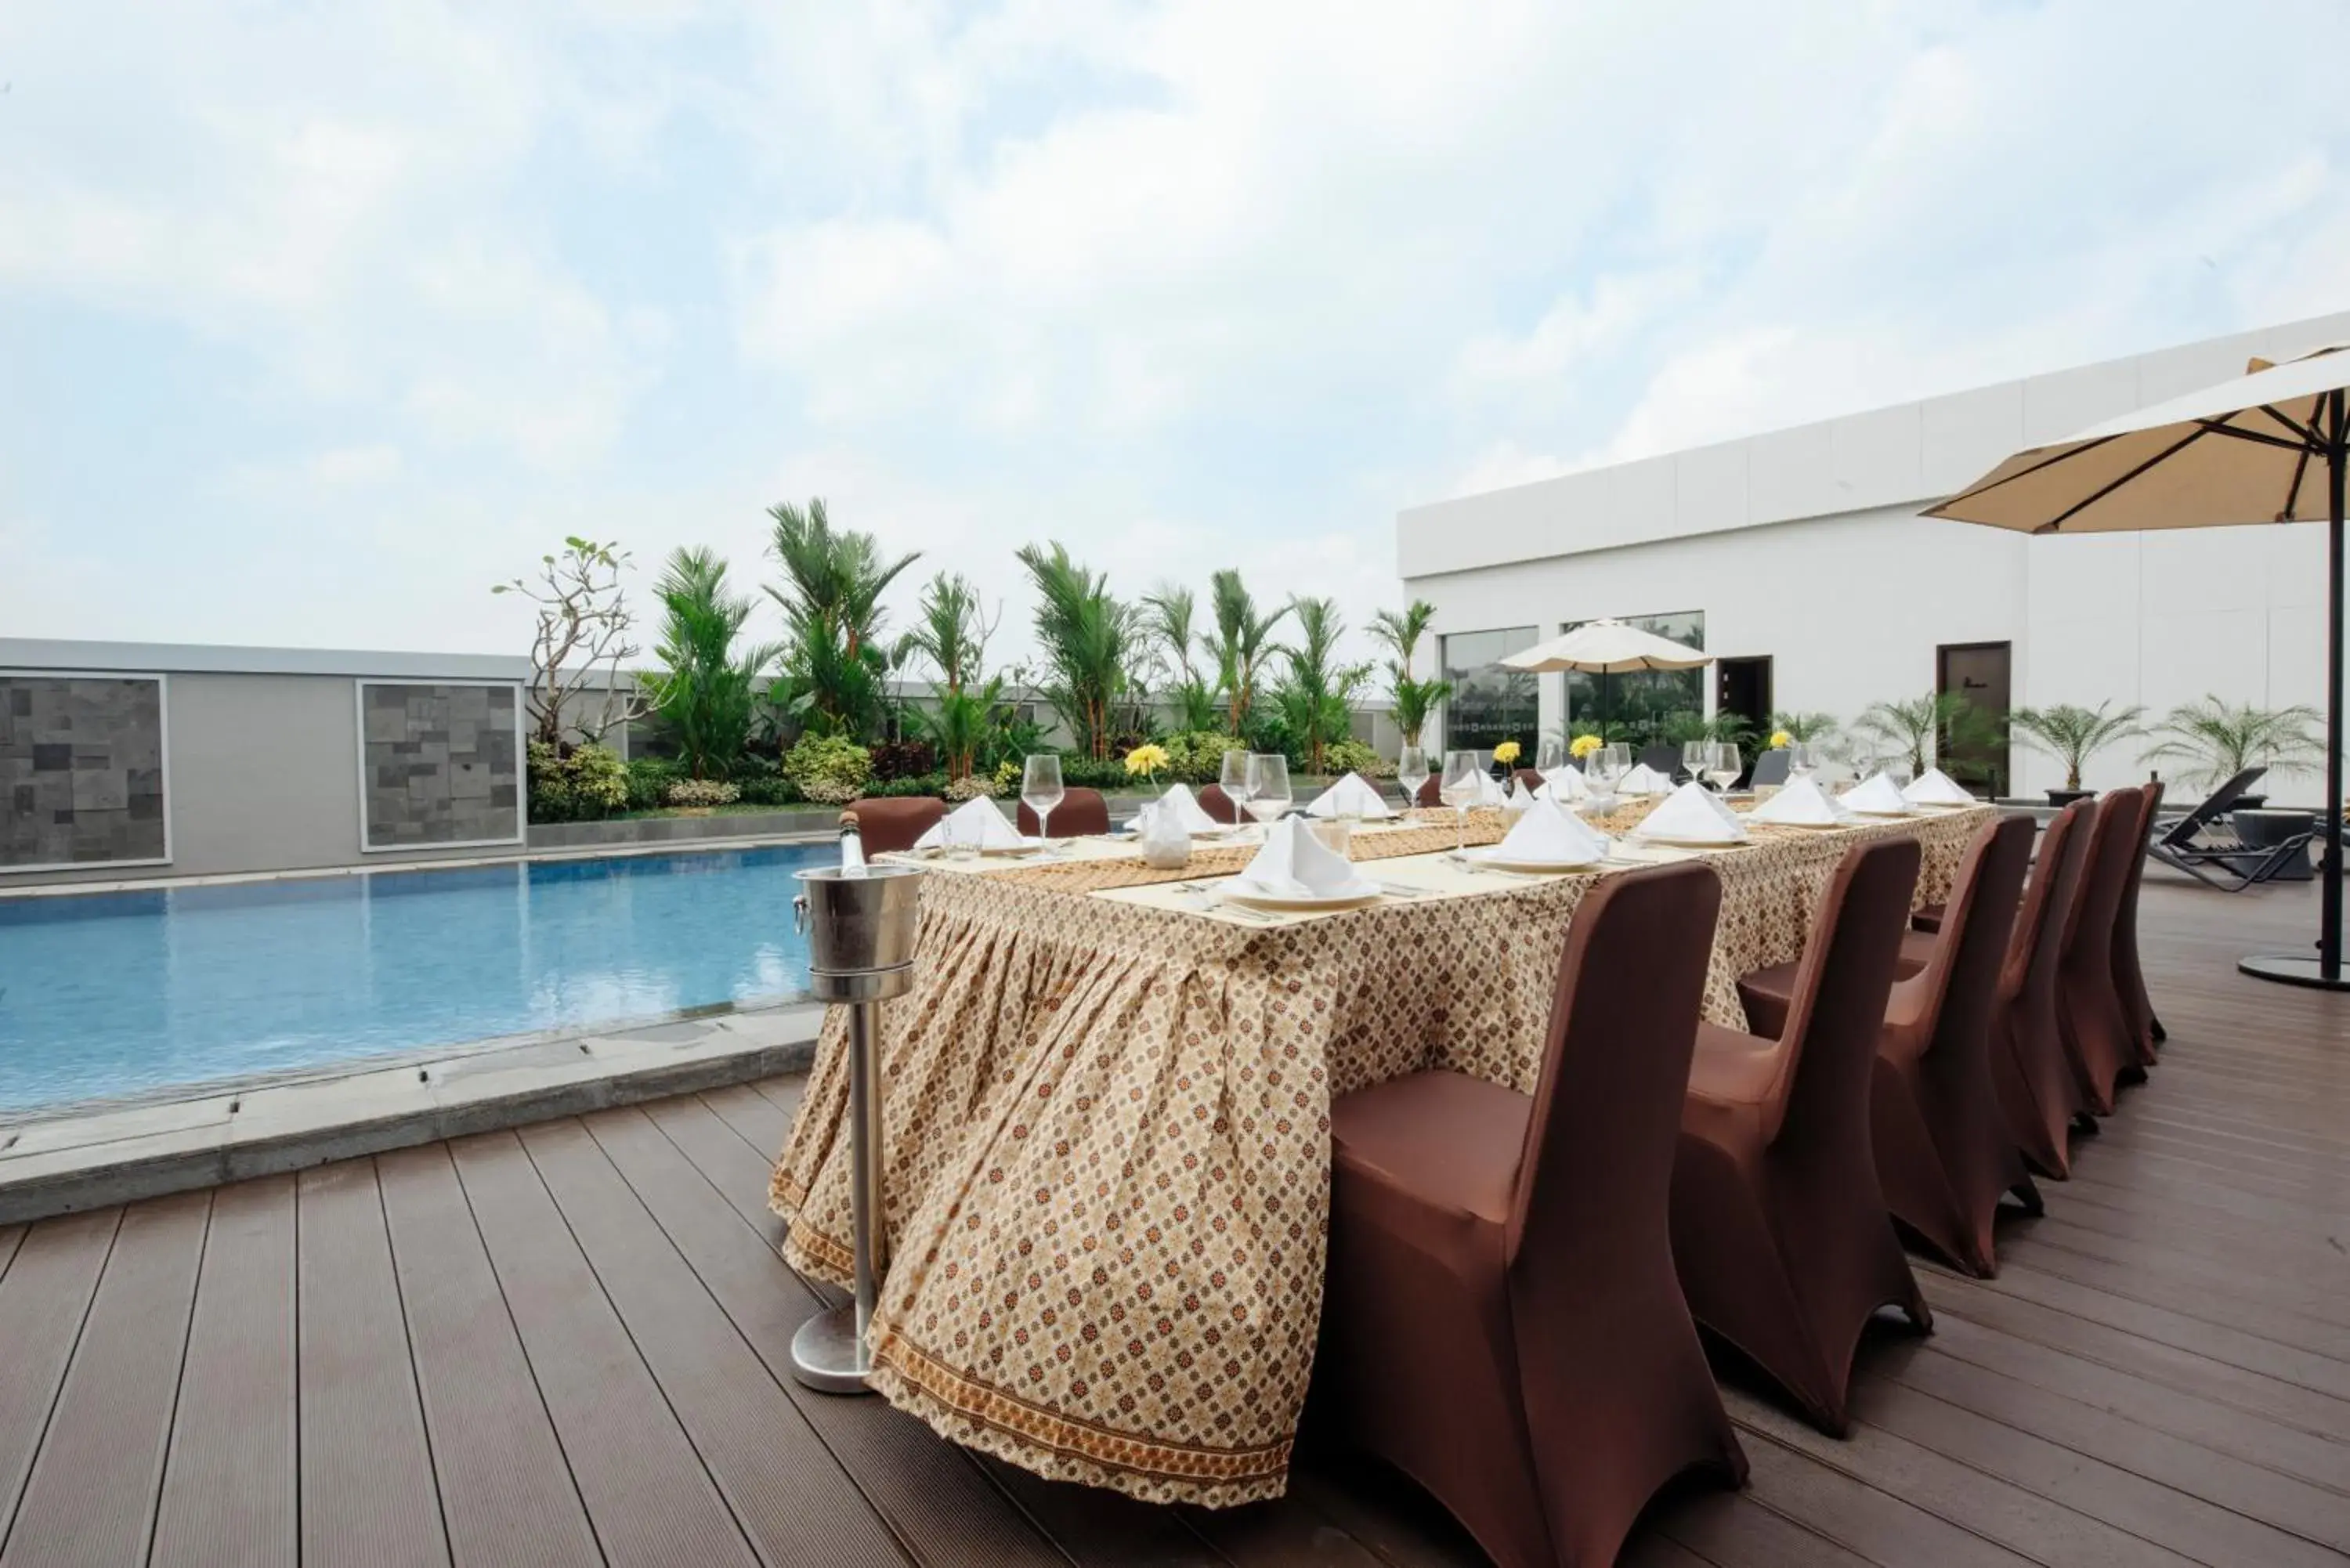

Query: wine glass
left=1885, top=754, right=1915, bottom=792
left=1707, top=742, right=1742, bottom=793
left=1220, top=747, right=1254, bottom=831
left=1788, top=741, right=1818, bottom=783
left=1588, top=742, right=1626, bottom=807
left=1021, top=754, right=1065, bottom=854
left=1681, top=739, right=1709, bottom=787
left=1397, top=745, right=1430, bottom=821
left=1245, top=753, right=1291, bottom=839
left=1535, top=737, right=1566, bottom=790
left=1440, top=749, right=1482, bottom=856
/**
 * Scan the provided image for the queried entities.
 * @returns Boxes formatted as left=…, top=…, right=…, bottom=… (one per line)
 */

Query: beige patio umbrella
left=1925, top=345, right=2348, bottom=992
left=1499, top=617, right=1713, bottom=736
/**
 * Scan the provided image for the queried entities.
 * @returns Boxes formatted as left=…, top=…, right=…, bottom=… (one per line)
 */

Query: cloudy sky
left=3, top=0, right=2346, bottom=671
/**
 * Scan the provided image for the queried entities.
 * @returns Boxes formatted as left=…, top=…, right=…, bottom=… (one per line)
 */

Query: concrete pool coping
left=0, top=999, right=826, bottom=1226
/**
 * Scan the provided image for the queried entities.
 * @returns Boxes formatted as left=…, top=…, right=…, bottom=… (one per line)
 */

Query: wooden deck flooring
left=0, top=875, right=2343, bottom=1566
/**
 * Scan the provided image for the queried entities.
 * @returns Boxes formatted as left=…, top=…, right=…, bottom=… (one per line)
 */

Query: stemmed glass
left=1397, top=745, right=1430, bottom=822
left=1788, top=742, right=1818, bottom=783
left=1589, top=742, right=1628, bottom=807
left=1220, top=748, right=1253, bottom=833
left=1885, top=753, right=1916, bottom=792
left=1245, top=753, right=1291, bottom=839
left=1535, top=737, right=1566, bottom=791
left=1440, top=750, right=1482, bottom=857
left=1021, top=754, right=1065, bottom=854
left=1707, top=742, right=1743, bottom=793
left=1681, top=739, right=1709, bottom=786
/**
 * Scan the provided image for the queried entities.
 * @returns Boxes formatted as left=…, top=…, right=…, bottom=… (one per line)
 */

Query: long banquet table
left=771, top=801, right=1988, bottom=1506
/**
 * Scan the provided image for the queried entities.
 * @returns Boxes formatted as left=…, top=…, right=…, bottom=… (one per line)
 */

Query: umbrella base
left=2237, top=953, right=2350, bottom=992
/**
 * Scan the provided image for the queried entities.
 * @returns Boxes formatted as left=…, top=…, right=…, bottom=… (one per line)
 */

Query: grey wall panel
left=358, top=682, right=522, bottom=850
left=0, top=674, right=168, bottom=869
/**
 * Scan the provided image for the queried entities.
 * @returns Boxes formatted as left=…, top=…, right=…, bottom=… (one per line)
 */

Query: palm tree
left=1766, top=710, right=1839, bottom=742
left=1207, top=569, right=1290, bottom=736
left=895, top=572, right=994, bottom=695
left=2142, top=695, right=2324, bottom=789
left=765, top=497, right=920, bottom=739
left=1856, top=690, right=2003, bottom=775
left=645, top=547, right=780, bottom=779
left=1387, top=675, right=1451, bottom=748
left=2008, top=701, right=2146, bottom=792
left=1142, top=583, right=1220, bottom=732
left=1018, top=542, right=1135, bottom=761
left=1275, top=597, right=1374, bottom=774
left=1368, top=600, right=1437, bottom=681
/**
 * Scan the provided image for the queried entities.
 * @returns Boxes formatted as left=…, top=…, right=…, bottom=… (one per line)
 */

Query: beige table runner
left=773, top=807, right=1989, bottom=1506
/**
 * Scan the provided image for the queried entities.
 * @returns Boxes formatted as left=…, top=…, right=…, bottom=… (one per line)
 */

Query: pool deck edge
left=0, top=1002, right=826, bottom=1226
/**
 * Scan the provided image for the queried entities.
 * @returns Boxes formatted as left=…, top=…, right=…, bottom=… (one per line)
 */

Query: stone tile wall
left=360, top=683, right=521, bottom=848
left=0, top=676, right=168, bottom=868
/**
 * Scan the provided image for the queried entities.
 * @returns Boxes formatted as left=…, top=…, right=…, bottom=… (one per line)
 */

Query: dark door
left=1937, top=641, right=2011, bottom=797
left=1716, top=656, right=1772, bottom=735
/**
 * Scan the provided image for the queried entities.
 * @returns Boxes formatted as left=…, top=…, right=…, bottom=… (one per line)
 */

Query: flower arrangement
left=1123, top=742, right=1171, bottom=783
left=1569, top=733, right=1603, bottom=761
left=1491, top=739, right=1522, bottom=766
left=1769, top=729, right=1792, bottom=750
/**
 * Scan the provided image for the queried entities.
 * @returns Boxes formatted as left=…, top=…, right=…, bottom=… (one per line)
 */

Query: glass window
left=1563, top=611, right=1705, bottom=747
left=1439, top=627, right=1538, bottom=757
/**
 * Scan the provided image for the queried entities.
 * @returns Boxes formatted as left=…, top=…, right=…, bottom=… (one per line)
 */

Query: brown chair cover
left=1976, top=800, right=2096, bottom=1179
left=1314, top=864, right=1744, bottom=1568
left=843, top=797, right=946, bottom=856
left=1911, top=902, right=1947, bottom=934
left=2056, top=786, right=2148, bottom=1116
left=2113, top=780, right=2165, bottom=1064
left=1018, top=786, right=1109, bottom=838
left=1737, top=817, right=2039, bottom=1276
left=1672, top=836, right=1930, bottom=1435
left=1513, top=768, right=1546, bottom=796
left=1415, top=774, right=1444, bottom=810
left=1197, top=782, right=1243, bottom=824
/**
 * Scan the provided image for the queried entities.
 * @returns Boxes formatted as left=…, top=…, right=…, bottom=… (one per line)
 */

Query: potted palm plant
left=2008, top=702, right=2146, bottom=805
left=2142, top=696, right=2324, bottom=808
left=1855, top=691, right=2005, bottom=781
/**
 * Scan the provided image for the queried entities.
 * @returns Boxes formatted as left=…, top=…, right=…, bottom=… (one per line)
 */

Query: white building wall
left=1401, top=309, right=2350, bottom=801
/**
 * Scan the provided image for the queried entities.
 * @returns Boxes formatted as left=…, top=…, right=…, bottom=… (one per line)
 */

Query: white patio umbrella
left=1925, top=345, right=2348, bottom=992
left=1499, top=617, right=1712, bottom=739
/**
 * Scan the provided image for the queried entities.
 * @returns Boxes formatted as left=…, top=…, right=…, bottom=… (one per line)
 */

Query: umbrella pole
left=2240, top=388, right=2348, bottom=992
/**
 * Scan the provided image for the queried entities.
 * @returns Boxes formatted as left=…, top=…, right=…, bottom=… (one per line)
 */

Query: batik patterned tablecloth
left=771, top=807, right=1988, bottom=1506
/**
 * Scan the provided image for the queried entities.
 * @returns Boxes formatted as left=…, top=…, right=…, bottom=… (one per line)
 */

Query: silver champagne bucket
left=787, top=862, right=924, bottom=1394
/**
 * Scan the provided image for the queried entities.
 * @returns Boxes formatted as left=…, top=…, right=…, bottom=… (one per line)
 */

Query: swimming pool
left=0, top=844, right=833, bottom=1115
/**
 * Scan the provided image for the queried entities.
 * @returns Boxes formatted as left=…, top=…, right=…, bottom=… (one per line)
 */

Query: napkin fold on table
left=1902, top=768, right=1976, bottom=807
left=1488, top=800, right=1610, bottom=865
left=1504, top=778, right=1538, bottom=818
left=1305, top=772, right=1397, bottom=820
left=1748, top=777, right=1853, bottom=827
left=1137, top=781, right=1224, bottom=834
left=1537, top=767, right=1592, bottom=804
left=1838, top=771, right=1914, bottom=815
left=1617, top=762, right=1672, bottom=797
left=1632, top=780, right=1752, bottom=845
left=914, top=795, right=1027, bottom=851
left=1228, top=815, right=1379, bottom=900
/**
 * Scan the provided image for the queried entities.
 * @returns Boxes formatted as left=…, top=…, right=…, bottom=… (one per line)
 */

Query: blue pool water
left=0, top=845, right=833, bottom=1115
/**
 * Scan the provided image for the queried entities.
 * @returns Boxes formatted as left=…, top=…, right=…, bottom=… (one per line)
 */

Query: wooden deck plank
left=1651, top=1490, right=1879, bottom=1568
left=0, top=1227, right=23, bottom=1283
left=580, top=1104, right=1072, bottom=1568
left=1, top=1190, right=207, bottom=1568
left=697, top=1082, right=795, bottom=1154
left=374, top=1143, right=602, bottom=1568
left=513, top=1118, right=909, bottom=1568
left=296, top=1159, right=450, bottom=1568
left=1989, top=1229, right=2350, bottom=1364
left=151, top=1176, right=298, bottom=1568
left=450, top=1129, right=758, bottom=1568
left=1728, top=1430, right=2035, bottom=1567
left=0, top=1209, right=117, bottom=1545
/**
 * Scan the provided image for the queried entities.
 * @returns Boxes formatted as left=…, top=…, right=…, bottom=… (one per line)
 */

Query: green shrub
left=738, top=775, right=799, bottom=807
left=1321, top=739, right=1391, bottom=779
left=945, top=773, right=1000, bottom=802
left=624, top=756, right=684, bottom=812
left=1159, top=729, right=1247, bottom=783
left=526, top=740, right=630, bottom=823
left=786, top=734, right=873, bottom=805
left=666, top=777, right=740, bottom=807
left=864, top=773, right=949, bottom=799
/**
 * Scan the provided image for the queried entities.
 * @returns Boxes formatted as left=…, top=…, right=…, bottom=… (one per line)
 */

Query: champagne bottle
left=838, top=814, right=868, bottom=876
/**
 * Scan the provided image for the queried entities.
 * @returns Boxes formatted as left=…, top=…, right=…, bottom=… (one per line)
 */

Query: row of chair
left=1307, top=789, right=2167, bottom=1568
left=844, top=788, right=1114, bottom=853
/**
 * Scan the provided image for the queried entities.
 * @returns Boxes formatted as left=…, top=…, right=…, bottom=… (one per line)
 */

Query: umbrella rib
left=2036, top=425, right=2211, bottom=533
left=2193, top=416, right=2317, bottom=454
left=1928, top=433, right=2125, bottom=511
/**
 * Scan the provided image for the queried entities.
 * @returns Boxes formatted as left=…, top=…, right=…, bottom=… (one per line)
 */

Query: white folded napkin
left=1838, top=771, right=1913, bottom=815
left=1632, top=781, right=1752, bottom=844
left=1537, top=767, right=1591, bottom=804
left=1503, top=778, right=1538, bottom=818
left=1230, top=815, right=1377, bottom=899
left=914, top=795, right=1025, bottom=850
left=1487, top=800, right=1609, bottom=866
left=1748, top=777, right=1852, bottom=827
left=1618, top=763, right=1672, bottom=797
left=1902, top=768, right=1976, bottom=807
left=1149, top=781, right=1224, bottom=833
left=1305, top=772, right=1396, bottom=820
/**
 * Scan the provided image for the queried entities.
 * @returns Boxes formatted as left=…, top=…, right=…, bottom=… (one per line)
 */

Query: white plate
left=1908, top=799, right=1974, bottom=811
left=1219, top=881, right=1383, bottom=912
left=1464, top=847, right=1600, bottom=873
left=1632, top=833, right=1752, bottom=848
left=1847, top=808, right=1918, bottom=819
left=978, top=836, right=1047, bottom=855
left=1750, top=817, right=1845, bottom=830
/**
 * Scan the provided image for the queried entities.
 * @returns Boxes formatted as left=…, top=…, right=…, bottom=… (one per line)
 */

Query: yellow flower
left=1769, top=730, right=1793, bottom=749
left=1491, top=739, right=1522, bottom=765
left=1569, top=734, right=1603, bottom=760
left=1123, top=742, right=1170, bottom=777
